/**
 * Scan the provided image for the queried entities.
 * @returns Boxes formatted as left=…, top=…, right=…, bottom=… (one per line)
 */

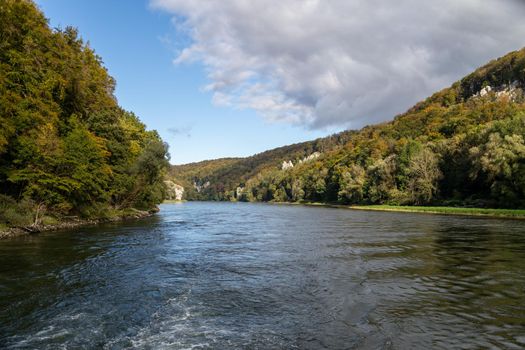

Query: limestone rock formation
left=282, top=160, right=294, bottom=170
left=164, top=180, right=185, bottom=200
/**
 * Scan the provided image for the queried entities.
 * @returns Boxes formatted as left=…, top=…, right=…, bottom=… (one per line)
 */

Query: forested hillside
left=0, top=0, right=169, bottom=229
left=170, top=131, right=355, bottom=200
left=171, top=47, right=525, bottom=208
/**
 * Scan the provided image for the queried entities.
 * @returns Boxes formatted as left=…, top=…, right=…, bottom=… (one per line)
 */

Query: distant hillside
left=170, top=47, right=525, bottom=208
left=170, top=131, right=356, bottom=200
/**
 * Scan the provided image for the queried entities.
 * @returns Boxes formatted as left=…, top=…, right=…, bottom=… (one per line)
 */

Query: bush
left=0, top=194, right=34, bottom=226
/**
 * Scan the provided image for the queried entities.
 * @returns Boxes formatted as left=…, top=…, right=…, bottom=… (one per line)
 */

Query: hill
left=170, top=130, right=356, bottom=200
left=0, top=0, right=169, bottom=231
left=170, top=47, right=525, bottom=208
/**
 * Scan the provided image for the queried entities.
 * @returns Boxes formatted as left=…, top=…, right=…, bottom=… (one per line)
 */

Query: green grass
left=350, top=205, right=525, bottom=218
left=273, top=201, right=525, bottom=219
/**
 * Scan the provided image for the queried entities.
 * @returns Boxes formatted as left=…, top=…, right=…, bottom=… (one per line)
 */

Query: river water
left=0, top=202, right=524, bottom=349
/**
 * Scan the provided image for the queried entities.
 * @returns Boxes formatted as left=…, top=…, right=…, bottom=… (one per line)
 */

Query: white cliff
left=298, top=152, right=321, bottom=163
left=476, top=81, right=522, bottom=101
left=282, top=160, right=294, bottom=170
left=164, top=180, right=184, bottom=201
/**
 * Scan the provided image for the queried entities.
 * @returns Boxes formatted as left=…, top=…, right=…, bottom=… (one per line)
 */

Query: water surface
left=1, top=202, right=524, bottom=349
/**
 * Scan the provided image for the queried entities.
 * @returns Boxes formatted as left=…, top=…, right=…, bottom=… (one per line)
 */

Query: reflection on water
left=0, top=202, right=524, bottom=349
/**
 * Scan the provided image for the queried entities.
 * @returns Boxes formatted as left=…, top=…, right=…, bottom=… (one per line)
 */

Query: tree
left=365, top=155, right=396, bottom=203
left=60, top=121, right=112, bottom=209
left=121, top=138, right=170, bottom=210
left=337, top=164, right=366, bottom=203
left=291, top=178, right=305, bottom=202
left=0, top=0, right=170, bottom=225
left=302, top=163, right=328, bottom=201
left=406, top=147, right=442, bottom=204
left=469, top=132, right=525, bottom=205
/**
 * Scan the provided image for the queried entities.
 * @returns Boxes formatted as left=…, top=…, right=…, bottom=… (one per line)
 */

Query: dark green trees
left=468, top=115, right=525, bottom=207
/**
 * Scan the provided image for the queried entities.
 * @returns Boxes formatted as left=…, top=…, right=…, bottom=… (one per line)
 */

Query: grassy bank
left=265, top=201, right=525, bottom=219
left=349, top=205, right=525, bottom=219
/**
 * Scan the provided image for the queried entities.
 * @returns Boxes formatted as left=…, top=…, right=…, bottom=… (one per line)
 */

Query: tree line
left=0, top=0, right=169, bottom=227
left=172, top=48, right=525, bottom=208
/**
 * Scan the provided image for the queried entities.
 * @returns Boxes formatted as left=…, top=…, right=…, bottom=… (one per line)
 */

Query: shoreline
left=264, top=201, right=525, bottom=220
left=0, top=208, right=157, bottom=240
left=173, top=200, right=525, bottom=219
left=348, top=205, right=525, bottom=220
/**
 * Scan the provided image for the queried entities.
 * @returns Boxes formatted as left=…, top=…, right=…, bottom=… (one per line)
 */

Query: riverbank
left=349, top=205, right=525, bottom=219
left=268, top=201, right=525, bottom=219
left=0, top=208, right=157, bottom=240
left=344, top=204, right=525, bottom=219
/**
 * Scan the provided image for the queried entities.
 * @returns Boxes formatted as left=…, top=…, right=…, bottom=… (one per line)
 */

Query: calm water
left=0, top=202, right=524, bottom=349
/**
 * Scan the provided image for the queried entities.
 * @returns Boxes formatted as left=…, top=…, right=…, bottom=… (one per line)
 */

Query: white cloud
left=151, top=0, right=525, bottom=129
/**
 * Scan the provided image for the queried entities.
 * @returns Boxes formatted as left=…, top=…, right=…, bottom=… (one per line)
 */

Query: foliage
left=0, top=0, right=169, bottom=225
left=0, top=194, right=34, bottom=226
left=170, top=47, right=525, bottom=209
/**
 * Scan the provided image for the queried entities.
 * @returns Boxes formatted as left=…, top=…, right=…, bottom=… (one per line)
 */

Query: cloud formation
left=152, top=0, right=525, bottom=129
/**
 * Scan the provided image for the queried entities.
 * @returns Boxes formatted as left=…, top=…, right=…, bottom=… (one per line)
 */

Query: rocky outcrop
left=476, top=81, right=523, bottom=101
left=193, top=181, right=210, bottom=193
left=299, top=152, right=321, bottom=163
left=236, top=186, right=244, bottom=198
left=164, top=180, right=185, bottom=200
left=479, top=85, right=492, bottom=97
left=282, top=160, right=294, bottom=170
left=282, top=152, right=321, bottom=170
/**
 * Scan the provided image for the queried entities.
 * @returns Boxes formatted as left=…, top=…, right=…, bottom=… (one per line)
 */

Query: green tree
left=406, top=147, right=442, bottom=204
left=365, top=155, right=397, bottom=203
left=470, top=132, right=525, bottom=205
left=338, top=164, right=366, bottom=203
left=0, top=0, right=170, bottom=226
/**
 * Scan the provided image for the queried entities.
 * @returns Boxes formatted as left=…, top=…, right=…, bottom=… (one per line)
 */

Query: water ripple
left=0, top=202, right=524, bottom=349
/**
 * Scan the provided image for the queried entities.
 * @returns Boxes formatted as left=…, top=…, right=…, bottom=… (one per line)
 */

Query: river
left=1, top=202, right=524, bottom=349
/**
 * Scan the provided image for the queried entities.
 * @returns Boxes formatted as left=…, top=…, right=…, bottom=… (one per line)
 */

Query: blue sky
left=35, top=0, right=337, bottom=165
left=35, top=1, right=525, bottom=164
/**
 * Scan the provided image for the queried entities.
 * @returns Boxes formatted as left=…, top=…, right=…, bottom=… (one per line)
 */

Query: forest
left=0, top=0, right=169, bottom=229
left=171, top=47, right=525, bottom=209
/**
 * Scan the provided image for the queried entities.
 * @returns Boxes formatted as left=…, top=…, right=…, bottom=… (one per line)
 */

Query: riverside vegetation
left=3, top=1, right=525, bottom=235
left=0, top=0, right=169, bottom=234
left=171, top=47, right=525, bottom=214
